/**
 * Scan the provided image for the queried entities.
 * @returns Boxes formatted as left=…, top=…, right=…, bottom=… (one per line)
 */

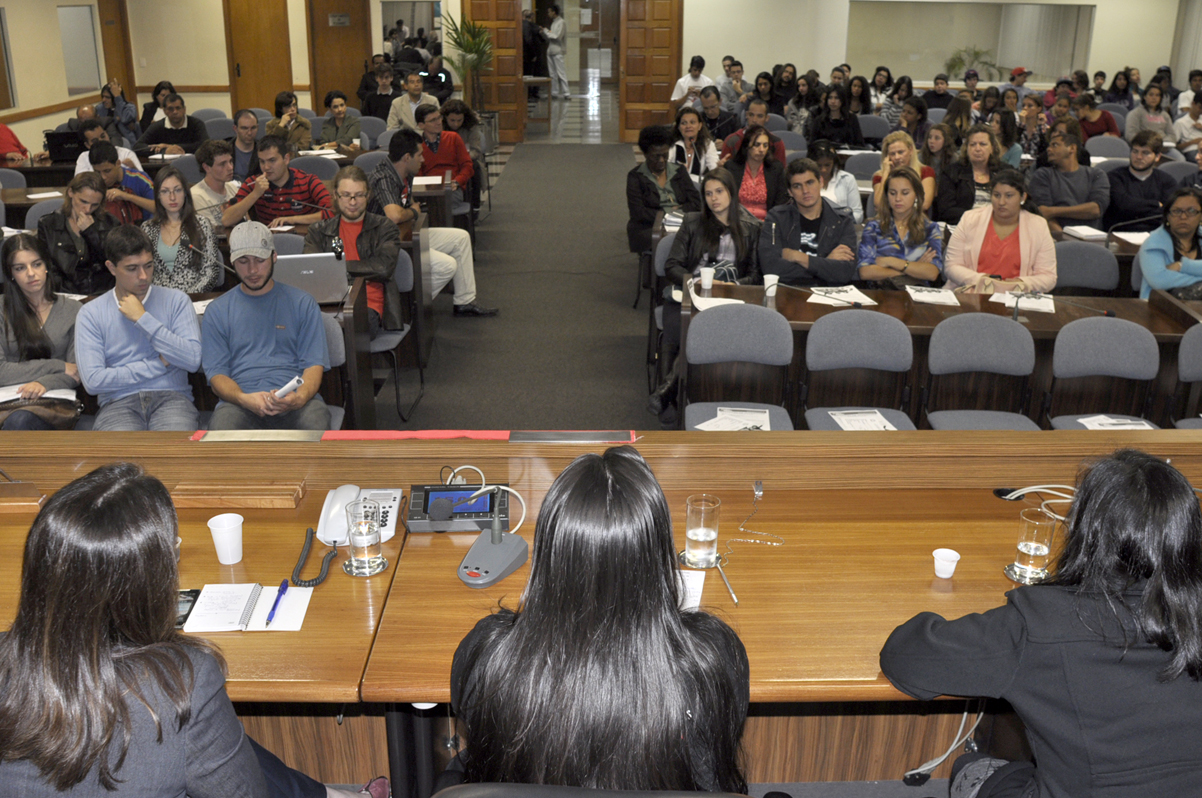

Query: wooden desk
left=9, top=157, right=172, bottom=188
left=413, top=176, right=453, bottom=229
left=2, top=186, right=65, bottom=228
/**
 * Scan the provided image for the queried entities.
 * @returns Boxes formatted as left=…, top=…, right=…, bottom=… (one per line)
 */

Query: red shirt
left=1079, top=111, right=1119, bottom=141
left=339, top=217, right=384, bottom=318
left=739, top=165, right=769, bottom=220
left=0, top=124, right=28, bottom=159
left=978, top=222, right=1022, bottom=280
left=419, top=131, right=474, bottom=188
left=233, top=168, right=334, bottom=226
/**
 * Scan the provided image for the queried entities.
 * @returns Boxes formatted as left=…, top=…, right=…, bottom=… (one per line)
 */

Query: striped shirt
left=366, top=159, right=410, bottom=215
left=106, top=166, right=154, bottom=224
left=233, top=167, right=334, bottom=225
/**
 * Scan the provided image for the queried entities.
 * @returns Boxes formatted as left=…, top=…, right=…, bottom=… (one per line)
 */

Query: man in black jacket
left=699, top=88, right=739, bottom=143
left=356, top=54, right=387, bottom=105
left=134, top=94, right=208, bottom=155
left=758, top=158, right=857, bottom=286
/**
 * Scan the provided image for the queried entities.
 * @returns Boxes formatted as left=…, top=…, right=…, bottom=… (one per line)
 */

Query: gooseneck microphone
left=1107, top=215, right=1163, bottom=235
left=1011, top=291, right=1116, bottom=321
left=455, top=485, right=528, bottom=589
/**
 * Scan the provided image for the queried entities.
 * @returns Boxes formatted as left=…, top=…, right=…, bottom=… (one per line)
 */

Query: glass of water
left=343, top=498, right=388, bottom=577
left=681, top=494, right=720, bottom=569
left=1004, top=507, right=1057, bottom=584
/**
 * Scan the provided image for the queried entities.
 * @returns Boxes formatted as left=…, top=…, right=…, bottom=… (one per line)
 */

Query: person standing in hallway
left=541, top=4, right=569, bottom=100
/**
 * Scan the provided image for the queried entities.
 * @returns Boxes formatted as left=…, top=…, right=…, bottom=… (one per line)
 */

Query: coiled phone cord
left=292, top=527, right=337, bottom=587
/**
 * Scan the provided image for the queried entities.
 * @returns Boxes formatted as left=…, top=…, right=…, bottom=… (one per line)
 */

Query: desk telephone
left=316, top=485, right=403, bottom=546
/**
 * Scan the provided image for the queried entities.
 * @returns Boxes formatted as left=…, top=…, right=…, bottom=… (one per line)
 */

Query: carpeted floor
left=375, top=143, right=651, bottom=431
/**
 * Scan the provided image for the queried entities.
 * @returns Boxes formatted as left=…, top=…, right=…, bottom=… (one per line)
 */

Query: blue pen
left=266, top=579, right=289, bottom=627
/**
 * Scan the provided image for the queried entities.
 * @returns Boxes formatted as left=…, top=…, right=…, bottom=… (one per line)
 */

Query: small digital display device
left=424, top=489, right=493, bottom=514
left=408, top=483, right=510, bottom=532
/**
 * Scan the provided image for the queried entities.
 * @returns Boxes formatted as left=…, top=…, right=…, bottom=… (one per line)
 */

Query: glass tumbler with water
left=343, top=498, right=388, bottom=577
left=1004, top=507, right=1056, bottom=584
left=682, top=494, right=721, bottom=569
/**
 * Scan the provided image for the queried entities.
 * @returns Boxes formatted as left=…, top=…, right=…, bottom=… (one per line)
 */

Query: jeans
left=427, top=227, right=477, bottom=305
left=208, top=395, right=331, bottom=431
left=93, top=391, right=199, bottom=431
left=1, top=410, right=56, bottom=431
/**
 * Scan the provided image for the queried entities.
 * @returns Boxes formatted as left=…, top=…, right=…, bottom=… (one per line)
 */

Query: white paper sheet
left=1112, top=231, right=1151, bottom=247
left=677, top=569, right=705, bottom=610
left=687, top=280, right=743, bottom=311
left=806, top=285, right=877, bottom=306
left=2, top=226, right=25, bottom=238
left=1076, top=414, right=1154, bottom=430
left=269, top=224, right=295, bottom=232
left=26, top=191, right=62, bottom=199
left=297, top=150, right=342, bottom=158
left=905, top=285, right=961, bottom=306
left=0, top=385, right=76, bottom=403
left=412, top=175, right=442, bottom=186
left=192, top=299, right=215, bottom=316
left=694, top=406, right=772, bottom=431
left=989, top=292, right=1056, bottom=313
left=828, top=409, right=898, bottom=431
left=1062, top=225, right=1107, bottom=242
left=148, top=153, right=183, bottom=160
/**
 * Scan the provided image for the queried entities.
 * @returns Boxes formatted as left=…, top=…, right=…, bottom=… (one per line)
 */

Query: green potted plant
left=442, top=12, right=494, bottom=110
left=944, top=46, right=1002, bottom=81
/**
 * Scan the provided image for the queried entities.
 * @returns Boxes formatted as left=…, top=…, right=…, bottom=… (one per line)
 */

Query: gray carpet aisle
left=378, top=143, right=650, bottom=431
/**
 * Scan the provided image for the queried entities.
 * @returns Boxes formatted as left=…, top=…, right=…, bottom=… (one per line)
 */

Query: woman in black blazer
left=626, top=125, right=702, bottom=253
left=724, top=124, right=788, bottom=220
left=138, top=80, right=176, bottom=134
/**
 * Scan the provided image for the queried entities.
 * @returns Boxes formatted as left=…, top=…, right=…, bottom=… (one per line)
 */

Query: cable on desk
left=292, top=527, right=337, bottom=587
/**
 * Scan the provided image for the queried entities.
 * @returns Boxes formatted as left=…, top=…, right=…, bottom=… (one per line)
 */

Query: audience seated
left=716, top=59, right=751, bottom=113
left=858, top=167, right=942, bottom=288
left=449, top=446, right=748, bottom=792
left=229, top=109, right=262, bottom=183
left=991, top=111, right=1022, bottom=168
left=138, top=80, right=175, bottom=133
left=922, top=73, right=954, bottom=111
left=202, top=221, right=331, bottom=431
left=1029, top=131, right=1110, bottom=233
left=304, top=166, right=401, bottom=339
left=0, top=123, right=32, bottom=162
left=0, top=235, right=82, bottom=430
left=933, top=124, right=1003, bottom=224
left=1071, top=93, right=1120, bottom=141
left=65, top=104, right=121, bottom=144
left=1000, top=86, right=1020, bottom=117
left=962, top=69, right=982, bottom=103
left=873, top=131, right=936, bottom=214
left=919, top=123, right=957, bottom=185
left=870, top=66, right=894, bottom=113
left=422, top=56, right=455, bottom=105
left=725, top=125, right=787, bottom=221
left=367, top=129, right=497, bottom=317
left=1042, top=78, right=1077, bottom=111
left=37, top=173, right=117, bottom=296
left=747, top=71, right=786, bottom=118
left=134, top=93, right=208, bottom=155
left=976, top=86, right=1001, bottom=122
left=387, top=70, right=439, bottom=131
left=363, top=64, right=402, bottom=121
left=357, top=54, right=387, bottom=104
left=1173, top=91, right=1202, bottom=162
left=442, top=100, right=486, bottom=209
left=141, top=165, right=221, bottom=293
left=74, top=119, right=142, bottom=176
left=1126, top=84, right=1177, bottom=145
left=192, top=139, right=242, bottom=229
left=942, top=97, right=975, bottom=145
left=699, top=86, right=740, bottom=143
left=785, top=75, right=820, bottom=134
left=75, top=225, right=201, bottom=432
left=810, top=140, right=863, bottom=223
left=881, top=450, right=1202, bottom=798
left=668, top=106, right=718, bottom=186
left=223, top=135, right=334, bottom=229
left=626, top=125, right=701, bottom=253
left=773, top=64, right=800, bottom=111
left=1105, top=69, right=1138, bottom=110
left=893, top=96, right=930, bottom=150
left=314, top=91, right=361, bottom=153
left=881, top=76, right=914, bottom=127
left=943, top=168, right=1057, bottom=293
left=1018, top=94, right=1051, bottom=161
left=806, top=84, right=864, bottom=149
left=758, top=157, right=857, bottom=287
left=1138, top=186, right=1202, bottom=299
left=719, top=100, right=787, bottom=165
left=1104, top=131, right=1178, bottom=232
left=1178, top=71, right=1202, bottom=115
left=265, top=91, right=312, bottom=151
left=1007, top=66, right=1036, bottom=105
left=89, top=141, right=155, bottom=225
left=414, top=104, right=474, bottom=207
left=671, top=55, right=713, bottom=111
left=847, top=75, right=871, bottom=116
left=95, top=80, right=141, bottom=143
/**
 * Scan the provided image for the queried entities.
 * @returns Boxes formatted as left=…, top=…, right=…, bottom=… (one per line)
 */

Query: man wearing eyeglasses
left=303, top=165, right=401, bottom=338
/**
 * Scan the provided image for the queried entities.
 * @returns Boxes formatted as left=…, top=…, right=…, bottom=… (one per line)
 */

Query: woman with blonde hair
left=35, top=171, right=118, bottom=296
left=872, top=130, right=936, bottom=213
left=857, top=167, right=942, bottom=288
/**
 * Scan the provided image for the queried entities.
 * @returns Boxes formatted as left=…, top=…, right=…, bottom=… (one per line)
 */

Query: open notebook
left=182, top=583, right=312, bottom=632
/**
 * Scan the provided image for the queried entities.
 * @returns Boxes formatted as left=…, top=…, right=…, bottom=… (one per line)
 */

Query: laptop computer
left=272, top=253, right=349, bottom=304
left=44, top=130, right=84, bottom=163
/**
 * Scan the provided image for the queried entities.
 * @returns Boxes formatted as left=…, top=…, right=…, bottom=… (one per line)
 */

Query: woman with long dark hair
left=920, top=123, right=957, bottom=185
left=1106, top=69, right=1137, bottom=110
left=746, top=71, right=784, bottom=117
left=36, top=171, right=119, bottom=296
left=943, top=97, right=975, bottom=146
left=141, top=166, right=222, bottom=293
left=847, top=75, right=871, bottom=116
left=315, top=90, right=362, bottom=151
left=976, top=86, right=1001, bottom=122
left=1125, top=83, right=1177, bottom=145
left=857, top=167, right=942, bottom=287
left=727, top=125, right=788, bottom=221
left=785, top=74, right=820, bottom=134
left=991, top=110, right=1021, bottom=167
left=0, top=235, right=81, bottom=430
left=893, top=96, right=930, bottom=148
left=668, top=105, right=718, bottom=185
left=451, top=447, right=749, bottom=790
left=870, top=66, right=893, bottom=113
left=139, top=79, right=176, bottom=134
left=806, top=83, right=865, bottom=149
left=0, top=462, right=388, bottom=797
left=881, top=75, right=914, bottom=126
left=811, top=140, right=863, bottom=223
left=882, top=448, right=1202, bottom=797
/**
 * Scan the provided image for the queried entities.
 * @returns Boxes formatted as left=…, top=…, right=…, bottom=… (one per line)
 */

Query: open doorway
left=577, top=0, right=619, bottom=87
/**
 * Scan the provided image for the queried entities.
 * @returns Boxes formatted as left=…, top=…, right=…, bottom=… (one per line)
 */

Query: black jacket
left=664, top=209, right=762, bottom=287
left=37, top=209, right=119, bottom=296
left=702, top=110, right=740, bottom=144
left=806, top=113, right=865, bottom=149
left=303, top=213, right=403, bottom=331
left=933, top=161, right=987, bottom=224
left=757, top=198, right=858, bottom=286
left=724, top=159, right=789, bottom=214
left=139, top=100, right=160, bottom=135
left=135, top=116, right=209, bottom=154
left=626, top=165, right=702, bottom=253
left=357, top=70, right=380, bottom=104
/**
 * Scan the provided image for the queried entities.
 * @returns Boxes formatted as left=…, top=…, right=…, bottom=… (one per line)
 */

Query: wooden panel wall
left=239, top=704, right=390, bottom=784
left=465, top=0, right=525, bottom=144
left=619, top=0, right=682, bottom=143
left=223, top=0, right=293, bottom=113
left=96, top=0, right=137, bottom=105
left=307, top=0, right=373, bottom=113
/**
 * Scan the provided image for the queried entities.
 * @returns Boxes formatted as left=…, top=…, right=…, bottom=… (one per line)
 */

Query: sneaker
left=453, top=302, right=499, bottom=317
left=360, top=777, right=390, bottom=798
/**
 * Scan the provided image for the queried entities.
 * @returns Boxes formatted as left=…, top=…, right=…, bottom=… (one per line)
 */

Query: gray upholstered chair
left=1171, top=323, right=1202, bottom=429
left=775, top=130, right=806, bottom=151
left=0, top=167, right=26, bottom=189
left=1158, top=160, right=1198, bottom=183
left=24, top=199, right=61, bottom=232
left=1054, top=240, right=1119, bottom=292
left=1085, top=136, right=1130, bottom=158
left=321, top=312, right=347, bottom=430
left=858, top=114, right=890, bottom=147
left=765, top=113, right=788, bottom=132
left=205, top=117, right=235, bottom=141
left=1042, top=317, right=1160, bottom=429
left=272, top=233, right=306, bottom=256
left=192, top=108, right=227, bottom=122
left=844, top=151, right=879, bottom=180
left=291, top=155, right=341, bottom=181
left=173, top=154, right=203, bottom=186
left=371, top=248, right=424, bottom=421
left=358, top=116, right=387, bottom=150
left=647, top=232, right=676, bottom=391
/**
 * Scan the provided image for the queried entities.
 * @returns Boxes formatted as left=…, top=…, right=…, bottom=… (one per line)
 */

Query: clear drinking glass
left=1004, top=507, right=1056, bottom=584
left=343, top=499, right=388, bottom=577
left=681, top=494, right=720, bottom=569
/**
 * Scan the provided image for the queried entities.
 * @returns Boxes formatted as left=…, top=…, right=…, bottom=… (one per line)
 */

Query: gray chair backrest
left=0, top=167, right=26, bottom=189
left=205, top=117, right=235, bottom=141
left=765, top=113, right=788, bottom=132
left=928, top=314, right=1034, bottom=376
left=24, top=199, right=61, bottom=232
left=1053, top=317, right=1159, bottom=380
left=806, top=308, right=913, bottom=372
left=845, top=152, right=879, bottom=180
left=1097, top=158, right=1129, bottom=173
left=654, top=232, right=676, bottom=278
left=1178, top=323, right=1202, bottom=383
left=358, top=116, right=387, bottom=148
left=1132, top=252, right=1143, bottom=293
left=174, top=154, right=203, bottom=186
left=257, top=117, right=269, bottom=139
left=0, top=198, right=5, bottom=228
left=273, top=233, right=305, bottom=256
left=687, top=303, right=793, bottom=366
left=1110, top=113, right=1126, bottom=136
left=858, top=114, right=891, bottom=142
left=250, top=108, right=273, bottom=120
left=1097, top=103, right=1127, bottom=119
left=354, top=150, right=390, bottom=174
left=776, top=130, right=806, bottom=151
left=1054, top=240, right=1119, bottom=291
left=192, top=108, right=227, bottom=122
left=298, top=108, right=318, bottom=120
left=377, top=129, right=397, bottom=151
left=291, top=155, right=341, bottom=181
left=927, top=107, right=947, bottom=123
left=322, top=312, right=346, bottom=368
left=395, top=248, right=414, bottom=293
left=1085, top=136, right=1130, bottom=158
left=1158, top=160, right=1197, bottom=183
left=1162, top=147, right=1186, bottom=162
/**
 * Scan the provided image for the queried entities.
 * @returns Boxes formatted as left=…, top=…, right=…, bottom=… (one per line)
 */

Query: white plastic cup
left=699, top=267, right=715, bottom=290
left=763, top=274, right=780, bottom=297
left=932, top=548, right=961, bottom=579
left=208, top=513, right=244, bottom=565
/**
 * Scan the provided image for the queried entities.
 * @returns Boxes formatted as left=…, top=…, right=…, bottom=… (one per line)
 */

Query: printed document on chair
left=989, top=292, right=1055, bottom=313
left=1077, top=414, right=1154, bottom=430
left=694, top=407, right=771, bottom=431
left=827, top=409, right=897, bottom=430
left=806, top=286, right=877, bottom=306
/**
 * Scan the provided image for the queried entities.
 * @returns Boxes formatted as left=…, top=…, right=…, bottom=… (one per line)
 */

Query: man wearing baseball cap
left=1009, top=67, right=1036, bottom=105
left=201, top=221, right=332, bottom=430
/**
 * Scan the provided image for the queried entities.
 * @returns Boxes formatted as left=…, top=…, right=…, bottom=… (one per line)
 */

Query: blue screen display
left=426, top=489, right=492, bottom=514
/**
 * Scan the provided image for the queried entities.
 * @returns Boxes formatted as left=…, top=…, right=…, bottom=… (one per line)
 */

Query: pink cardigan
left=943, top=205, right=1057, bottom=293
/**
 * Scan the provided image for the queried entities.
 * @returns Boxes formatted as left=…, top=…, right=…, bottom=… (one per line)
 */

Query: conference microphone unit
left=451, top=486, right=528, bottom=589
left=1106, top=215, right=1164, bottom=235
left=1010, top=291, right=1115, bottom=322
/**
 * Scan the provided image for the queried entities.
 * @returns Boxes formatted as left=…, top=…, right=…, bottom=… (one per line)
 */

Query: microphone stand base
left=457, top=531, right=528, bottom=588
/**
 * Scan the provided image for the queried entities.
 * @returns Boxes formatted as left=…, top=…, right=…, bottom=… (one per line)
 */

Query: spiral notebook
left=182, top=583, right=312, bottom=633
